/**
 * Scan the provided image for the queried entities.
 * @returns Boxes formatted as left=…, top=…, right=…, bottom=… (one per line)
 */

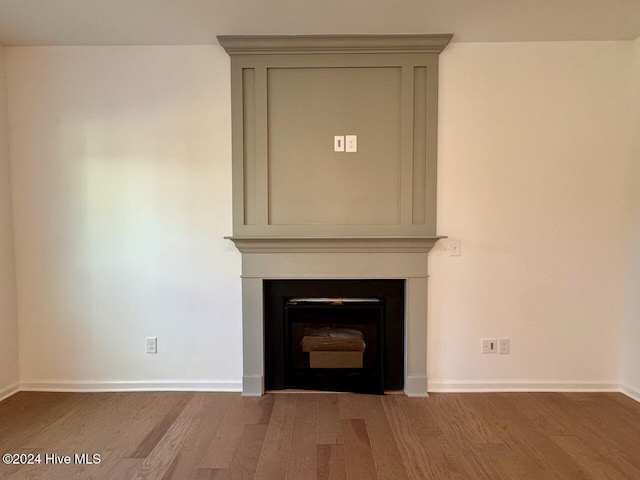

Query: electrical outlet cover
left=345, top=135, right=357, bottom=152
left=146, top=337, right=157, bottom=354
left=481, top=338, right=497, bottom=354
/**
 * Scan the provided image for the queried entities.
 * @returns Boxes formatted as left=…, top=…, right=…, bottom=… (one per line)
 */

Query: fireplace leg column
left=242, top=277, right=264, bottom=396
left=405, top=277, right=429, bottom=397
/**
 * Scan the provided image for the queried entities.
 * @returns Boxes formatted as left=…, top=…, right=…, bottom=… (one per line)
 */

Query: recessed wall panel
left=242, top=68, right=256, bottom=225
left=412, top=66, right=427, bottom=225
left=267, top=67, right=401, bottom=225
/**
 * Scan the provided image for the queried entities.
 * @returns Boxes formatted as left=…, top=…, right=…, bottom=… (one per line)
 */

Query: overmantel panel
left=221, top=35, right=451, bottom=239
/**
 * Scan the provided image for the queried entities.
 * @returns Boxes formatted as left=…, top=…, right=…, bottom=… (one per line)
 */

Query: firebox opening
left=264, top=279, right=405, bottom=394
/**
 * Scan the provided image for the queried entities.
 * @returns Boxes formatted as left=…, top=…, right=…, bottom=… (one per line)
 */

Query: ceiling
left=0, top=0, right=639, bottom=46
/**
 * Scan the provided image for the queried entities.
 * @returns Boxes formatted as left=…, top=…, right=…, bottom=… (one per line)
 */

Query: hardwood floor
left=0, top=391, right=639, bottom=479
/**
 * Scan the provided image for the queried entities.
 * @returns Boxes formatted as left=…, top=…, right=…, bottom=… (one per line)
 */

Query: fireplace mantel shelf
left=225, top=235, right=446, bottom=253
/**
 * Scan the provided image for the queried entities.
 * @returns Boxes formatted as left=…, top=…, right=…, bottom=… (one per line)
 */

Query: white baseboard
left=428, top=380, right=620, bottom=393
left=0, top=383, right=19, bottom=402
left=10, top=379, right=637, bottom=404
left=621, top=384, right=640, bottom=403
left=19, top=379, right=242, bottom=393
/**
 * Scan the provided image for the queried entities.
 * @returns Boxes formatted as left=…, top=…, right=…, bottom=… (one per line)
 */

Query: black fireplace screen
left=264, top=280, right=405, bottom=394
left=286, top=298, right=383, bottom=392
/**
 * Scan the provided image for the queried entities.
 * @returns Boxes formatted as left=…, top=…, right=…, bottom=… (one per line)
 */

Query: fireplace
left=264, top=279, right=404, bottom=394
left=232, top=246, right=438, bottom=397
left=218, top=35, right=451, bottom=397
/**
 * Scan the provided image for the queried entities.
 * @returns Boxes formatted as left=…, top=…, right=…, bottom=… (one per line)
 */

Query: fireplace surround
left=218, top=34, right=451, bottom=396
left=231, top=241, right=440, bottom=396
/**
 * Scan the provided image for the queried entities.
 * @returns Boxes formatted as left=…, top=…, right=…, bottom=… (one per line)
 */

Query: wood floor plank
left=471, top=441, right=544, bottom=480
left=193, top=468, right=227, bottom=480
left=441, top=394, right=503, bottom=444
left=9, top=393, right=169, bottom=480
left=130, top=394, right=203, bottom=480
left=0, top=392, right=88, bottom=452
left=576, top=397, right=640, bottom=452
left=225, top=424, right=268, bottom=480
left=338, top=394, right=363, bottom=419
left=545, top=394, right=640, bottom=479
left=428, top=394, right=504, bottom=480
left=316, top=444, right=347, bottom=480
left=6, top=462, right=77, bottom=480
left=130, top=393, right=193, bottom=458
left=316, top=394, right=343, bottom=445
left=483, top=394, right=594, bottom=480
left=342, top=418, right=378, bottom=480
left=73, top=393, right=177, bottom=480
left=200, top=397, right=261, bottom=469
left=406, top=396, right=441, bottom=432
left=550, top=434, right=629, bottom=480
left=384, top=395, right=471, bottom=480
left=96, top=458, right=143, bottom=480
left=359, top=395, right=409, bottom=480
left=508, top=393, right=574, bottom=436
left=444, top=394, right=547, bottom=480
left=160, top=393, right=232, bottom=480
left=284, top=394, right=318, bottom=480
left=85, top=394, right=197, bottom=480
left=608, top=392, right=640, bottom=413
left=18, top=393, right=103, bottom=449
left=252, top=395, right=276, bottom=425
left=254, top=395, right=297, bottom=480
left=601, top=393, right=640, bottom=431
left=472, top=392, right=598, bottom=480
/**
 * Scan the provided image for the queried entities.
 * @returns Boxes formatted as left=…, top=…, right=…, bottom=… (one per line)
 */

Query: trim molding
left=217, top=34, right=454, bottom=55
left=428, top=380, right=620, bottom=393
left=0, top=383, right=19, bottom=402
left=242, top=375, right=264, bottom=397
left=226, top=236, right=445, bottom=253
left=19, top=380, right=242, bottom=393
left=621, top=384, right=640, bottom=403
left=405, top=375, right=429, bottom=397
left=7, top=380, right=636, bottom=403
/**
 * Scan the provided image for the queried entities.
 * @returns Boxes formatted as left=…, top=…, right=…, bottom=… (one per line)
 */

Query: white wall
left=4, top=42, right=637, bottom=393
left=429, top=41, right=634, bottom=390
left=6, top=46, right=242, bottom=389
left=621, top=37, right=640, bottom=399
left=0, top=46, right=19, bottom=398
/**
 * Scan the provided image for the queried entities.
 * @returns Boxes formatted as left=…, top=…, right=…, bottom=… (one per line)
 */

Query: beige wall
left=621, top=37, right=640, bottom=398
left=429, top=41, right=634, bottom=389
left=0, top=46, right=19, bottom=398
left=4, top=41, right=638, bottom=392
left=6, top=46, right=242, bottom=388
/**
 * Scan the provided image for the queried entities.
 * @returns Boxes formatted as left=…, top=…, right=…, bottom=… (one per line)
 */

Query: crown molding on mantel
left=225, top=236, right=446, bottom=253
left=216, top=34, right=454, bottom=55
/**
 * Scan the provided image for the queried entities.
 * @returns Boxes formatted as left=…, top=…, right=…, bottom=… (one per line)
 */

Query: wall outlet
left=146, top=337, right=157, bottom=354
left=499, top=338, right=510, bottom=354
left=481, top=338, right=497, bottom=354
left=345, top=135, right=357, bottom=152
